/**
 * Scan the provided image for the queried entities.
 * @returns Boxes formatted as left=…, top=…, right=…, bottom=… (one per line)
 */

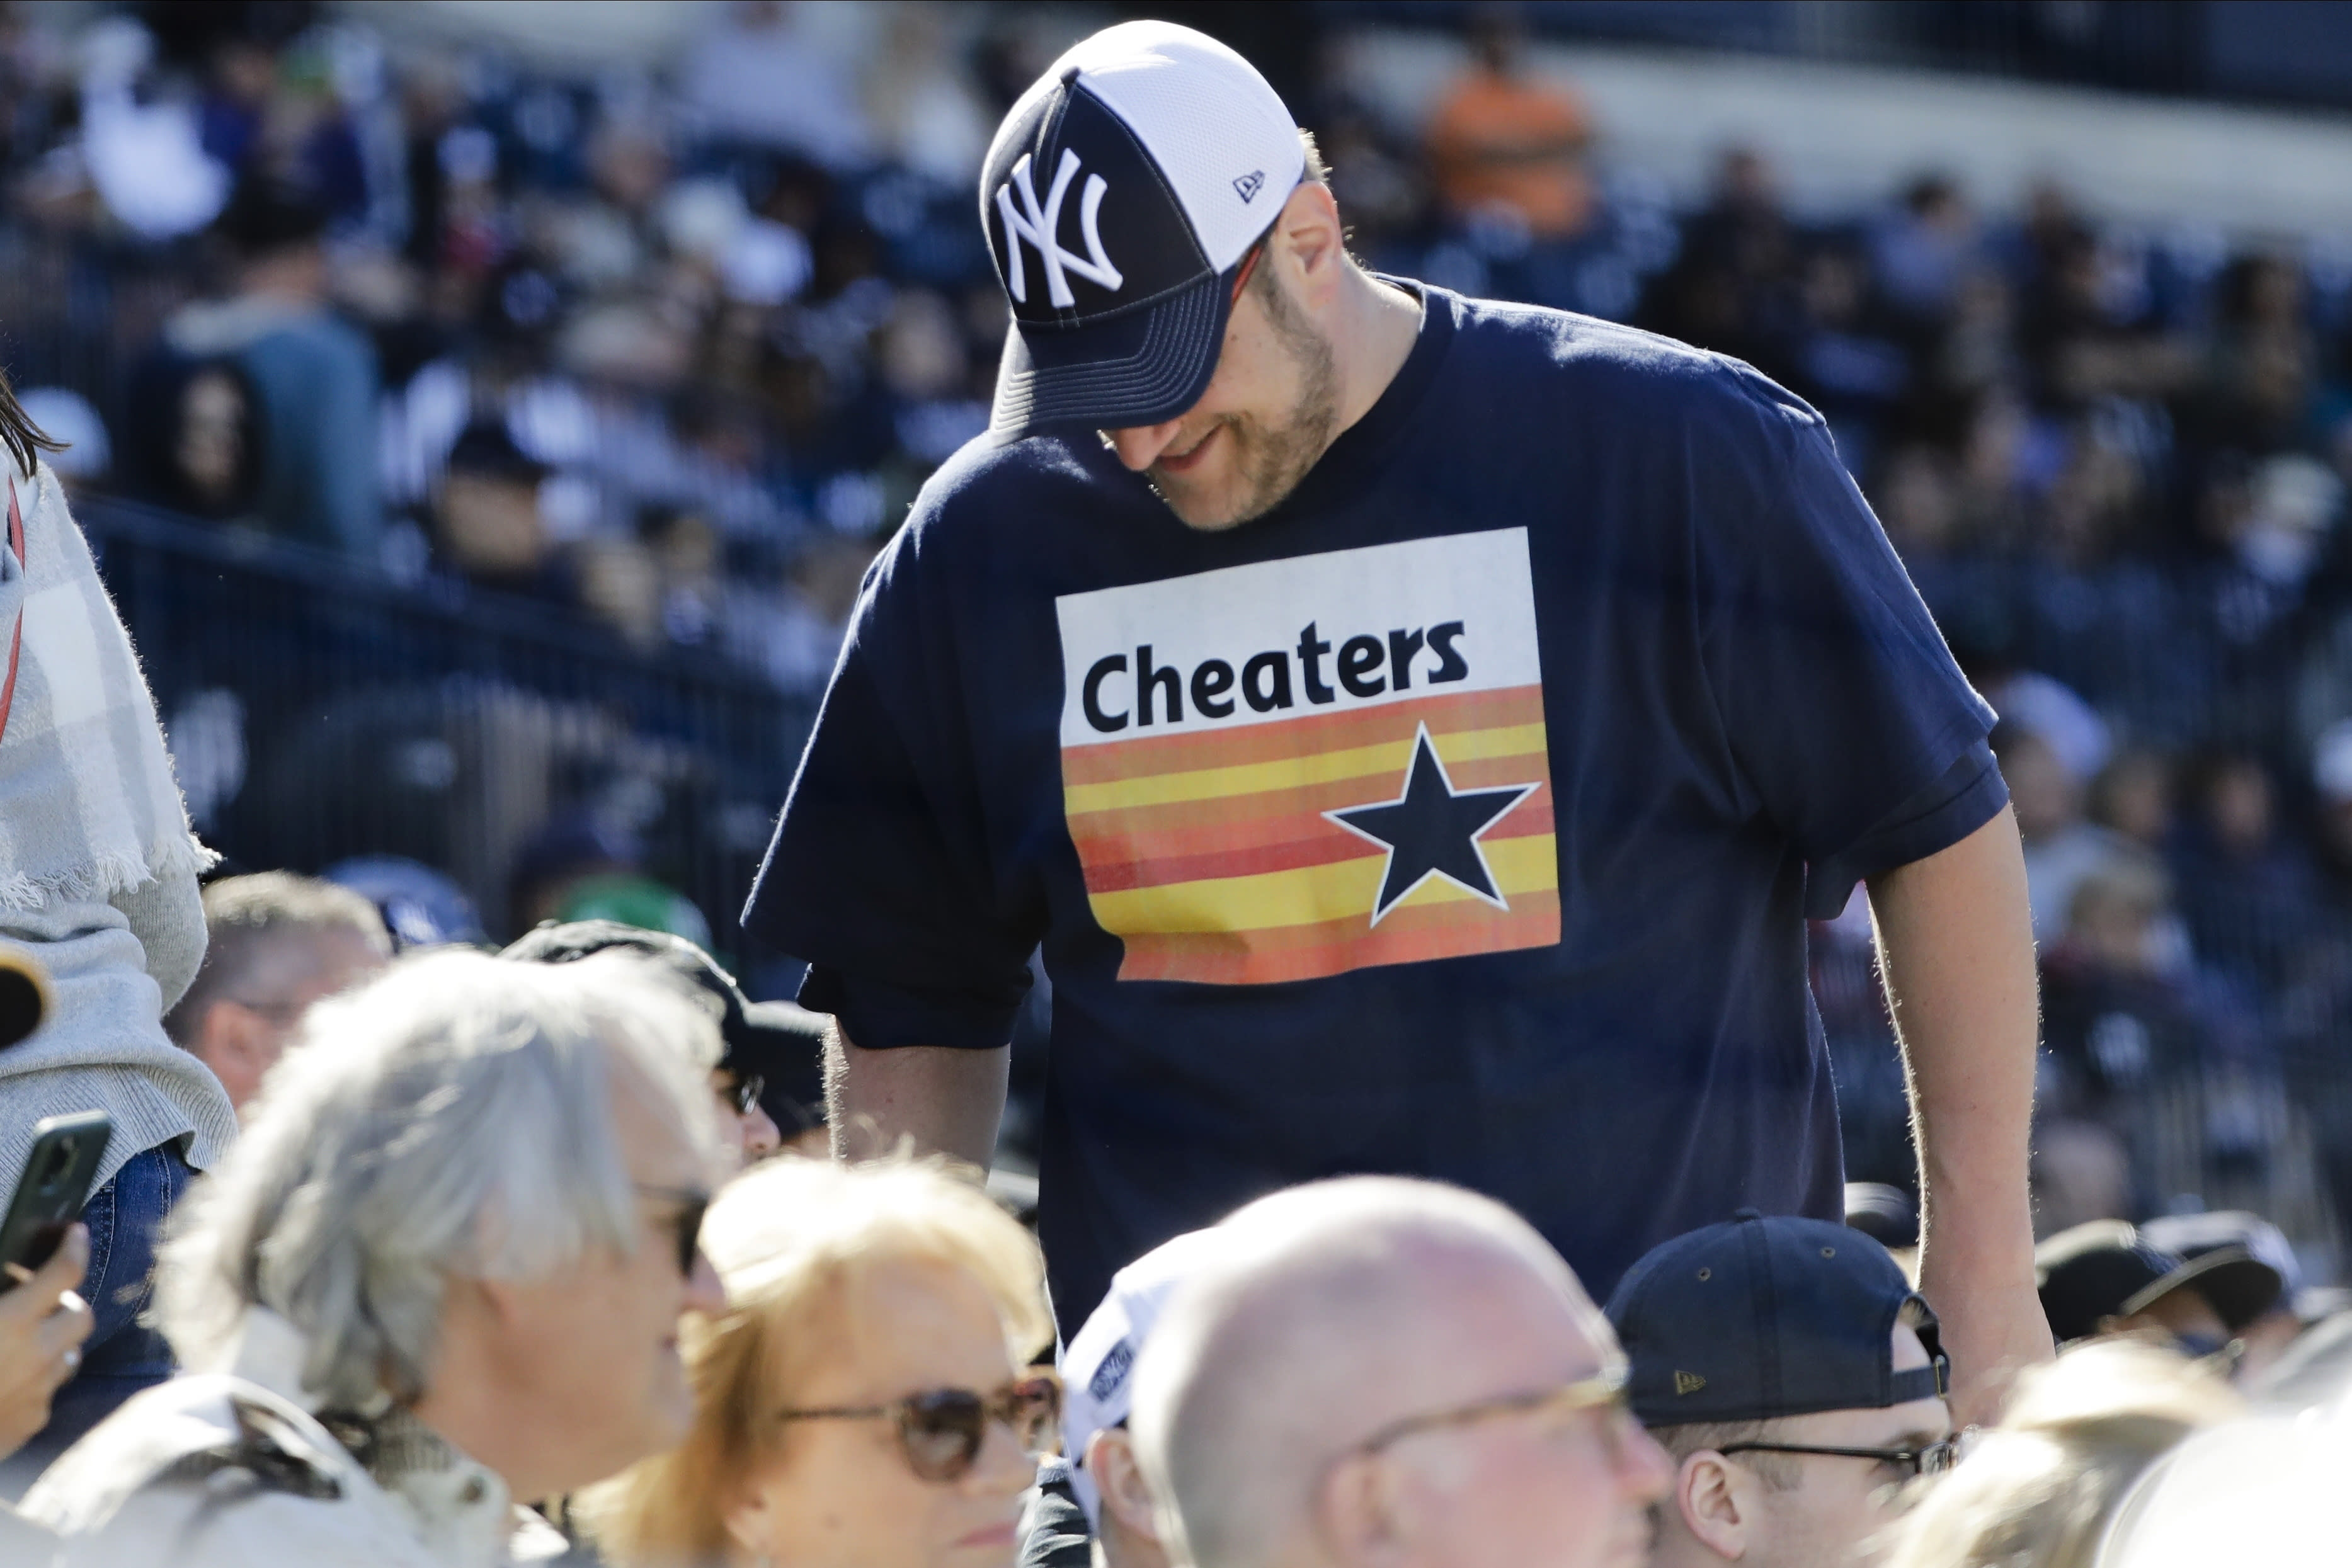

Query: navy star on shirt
left=1326, top=725, right=1541, bottom=924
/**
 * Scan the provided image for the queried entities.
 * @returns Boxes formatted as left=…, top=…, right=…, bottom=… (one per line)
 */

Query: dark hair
left=0, top=366, right=63, bottom=480
left=217, top=173, right=330, bottom=259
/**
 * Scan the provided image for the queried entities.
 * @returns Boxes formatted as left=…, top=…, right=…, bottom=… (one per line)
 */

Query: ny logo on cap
left=997, top=148, right=1124, bottom=309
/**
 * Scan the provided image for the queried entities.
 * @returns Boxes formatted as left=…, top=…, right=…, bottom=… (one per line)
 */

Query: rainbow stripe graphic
left=1055, top=528, right=1558, bottom=985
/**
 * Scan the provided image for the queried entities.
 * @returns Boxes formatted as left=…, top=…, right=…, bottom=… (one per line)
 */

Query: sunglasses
left=1352, top=1363, right=1633, bottom=1457
left=718, top=1073, right=766, bottom=1116
left=779, top=1373, right=1063, bottom=1483
left=1718, top=1436, right=1959, bottom=1478
left=634, top=1183, right=711, bottom=1278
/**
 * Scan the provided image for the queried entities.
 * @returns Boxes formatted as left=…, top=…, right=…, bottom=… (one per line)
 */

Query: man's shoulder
left=22, top=1375, right=428, bottom=1565
left=1444, top=291, right=1822, bottom=443
left=915, top=428, right=1125, bottom=527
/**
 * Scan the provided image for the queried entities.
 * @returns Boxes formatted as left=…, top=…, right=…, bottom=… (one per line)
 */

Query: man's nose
left=1619, top=1420, right=1676, bottom=1504
left=1106, top=418, right=1185, bottom=472
left=743, top=1104, right=782, bottom=1158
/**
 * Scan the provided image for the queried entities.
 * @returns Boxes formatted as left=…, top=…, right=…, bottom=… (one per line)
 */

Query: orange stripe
left=1061, top=684, right=1545, bottom=786
left=1078, top=795, right=1556, bottom=894
left=1068, top=753, right=1553, bottom=849
left=1115, top=890, right=1562, bottom=985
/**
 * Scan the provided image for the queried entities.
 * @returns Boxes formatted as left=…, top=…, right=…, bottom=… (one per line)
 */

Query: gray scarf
left=0, top=462, right=214, bottom=906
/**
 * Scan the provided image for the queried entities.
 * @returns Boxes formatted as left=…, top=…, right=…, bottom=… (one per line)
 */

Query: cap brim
left=2121, top=1246, right=2285, bottom=1331
left=726, top=999, right=828, bottom=1124
left=989, top=265, right=1235, bottom=440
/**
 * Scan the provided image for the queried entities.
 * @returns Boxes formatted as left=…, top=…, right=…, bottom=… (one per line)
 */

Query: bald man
left=1129, top=1177, right=1672, bottom=1568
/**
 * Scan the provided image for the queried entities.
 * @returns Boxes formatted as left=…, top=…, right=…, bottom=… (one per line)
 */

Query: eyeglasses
left=634, top=1183, right=711, bottom=1278
left=717, top=1073, right=765, bottom=1116
left=1353, top=1364, right=1633, bottom=1457
left=779, top=1373, right=1063, bottom=1483
left=1716, top=1437, right=1959, bottom=1479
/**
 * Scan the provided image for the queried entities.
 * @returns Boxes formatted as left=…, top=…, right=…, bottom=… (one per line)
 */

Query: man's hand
left=0, top=1224, right=93, bottom=1462
left=826, top=1025, right=1010, bottom=1169
left=1868, top=804, right=2053, bottom=1428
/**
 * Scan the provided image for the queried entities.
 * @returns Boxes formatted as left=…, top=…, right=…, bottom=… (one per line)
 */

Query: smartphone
left=0, top=1111, right=111, bottom=1291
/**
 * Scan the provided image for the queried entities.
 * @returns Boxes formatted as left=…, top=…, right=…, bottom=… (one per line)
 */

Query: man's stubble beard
left=1148, top=273, right=1341, bottom=531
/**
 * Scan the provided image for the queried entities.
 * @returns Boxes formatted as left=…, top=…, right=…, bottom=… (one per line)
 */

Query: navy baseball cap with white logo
left=979, top=21, right=1308, bottom=438
left=1605, top=1210, right=1950, bottom=1427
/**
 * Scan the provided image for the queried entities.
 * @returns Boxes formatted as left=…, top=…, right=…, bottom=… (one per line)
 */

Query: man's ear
left=722, top=1474, right=777, bottom=1563
left=1677, top=1451, right=1752, bottom=1562
left=1313, top=1450, right=1411, bottom=1568
left=1270, top=180, right=1346, bottom=300
left=1087, top=1428, right=1162, bottom=1544
left=192, top=999, right=270, bottom=1101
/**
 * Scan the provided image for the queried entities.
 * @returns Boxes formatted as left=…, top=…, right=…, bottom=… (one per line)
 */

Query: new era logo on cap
left=1674, top=1370, right=1707, bottom=1396
left=979, top=22, right=1308, bottom=436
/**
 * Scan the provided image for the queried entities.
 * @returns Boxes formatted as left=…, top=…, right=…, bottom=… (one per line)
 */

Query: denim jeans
left=3, top=1142, right=191, bottom=1489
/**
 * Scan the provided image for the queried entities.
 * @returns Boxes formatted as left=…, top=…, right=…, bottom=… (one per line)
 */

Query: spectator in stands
left=579, top=1157, right=1053, bottom=1568
left=2038, top=851, right=2208, bottom=1123
left=1611, top=1212, right=1954, bottom=1568
left=433, top=419, right=564, bottom=601
left=2093, top=1397, right=2346, bottom=1567
left=120, top=352, right=264, bottom=522
left=1879, top=1341, right=2239, bottom=1568
left=1995, top=724, right=2132, bottom=946
left=2087, top=749, right=2178, bottom=856
left=0, top=954, right=90, bottom=1553
left=157, top=174, right=382, bottom=563
left=162, top=872, right=392, bottom=1117
left=502, top=918, right=826, bottom=1166
left=1021, top=1229, right=1225, bottom=1568
left=1425, top=8, right=1596, bottom=241
left=679, top=1, right=878, bottom=171
left=2033, top=1219, right=2278, bottom=1352
left=2191, top=254, right=2319, bottom=457
left=1643, top=147, right=1798, bottom=375
left=2172, top=752, right=2324, bottom=991
left=0, top=1225, right=86, bottom=1557
left=19, top=948, right=727, bottom=1562
left=1871, top=176, right=1979, bottom=322
left=0, top=398, right=239, bottom=1486
left=1129, top=1177, right=1672, bottom=1568
left=2141, top=1210, right=2310, bottom=1382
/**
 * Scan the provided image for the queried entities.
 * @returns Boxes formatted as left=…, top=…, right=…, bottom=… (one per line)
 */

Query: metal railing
left=83, top=495, right=814, bottom=954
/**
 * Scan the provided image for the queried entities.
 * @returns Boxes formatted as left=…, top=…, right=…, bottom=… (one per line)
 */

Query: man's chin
left=1147, top=473, right=1253, bottom=533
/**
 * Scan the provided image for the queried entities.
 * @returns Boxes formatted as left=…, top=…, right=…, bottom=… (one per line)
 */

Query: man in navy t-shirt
left=743, top=21, right=2051, bottom=1423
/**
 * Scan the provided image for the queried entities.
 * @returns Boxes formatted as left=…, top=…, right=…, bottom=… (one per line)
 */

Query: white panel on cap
left=1053, top=21, right=1306, bottom=273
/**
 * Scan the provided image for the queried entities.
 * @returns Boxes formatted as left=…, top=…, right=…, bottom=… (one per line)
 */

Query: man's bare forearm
left=825, top=1024, right=1009, bottom=1168
left=1868, top=803, right=2050, bottom=1419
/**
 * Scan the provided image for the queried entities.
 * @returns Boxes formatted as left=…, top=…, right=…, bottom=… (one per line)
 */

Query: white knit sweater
left=0, top=866, right=237, bottom=1214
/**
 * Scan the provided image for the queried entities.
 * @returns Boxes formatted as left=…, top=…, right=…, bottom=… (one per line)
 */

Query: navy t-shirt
left=745, top=286, right=2003, bottom=1328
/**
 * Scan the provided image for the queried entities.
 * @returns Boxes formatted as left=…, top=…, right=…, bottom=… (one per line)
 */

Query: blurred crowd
left=0, top=0, right=2346, bottom=1331
left=6, top=6, right=2352, bottom=1562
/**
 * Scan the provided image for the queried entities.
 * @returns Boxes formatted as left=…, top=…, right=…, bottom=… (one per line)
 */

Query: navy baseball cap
left=980, top=21, right=1306, bottom=438
left=501, top=919, right=826, bottom=1129
left=2138, top=1211, right=2297, bottom=1330
left=2035, top=1219, right=2283, bottom=1344
left=1606, top=1210, right=1949, bottom=1427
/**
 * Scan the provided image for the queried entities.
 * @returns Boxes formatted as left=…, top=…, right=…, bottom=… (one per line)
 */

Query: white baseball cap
left=1058, top=1226, right=1228, bottom=1526
left=979, top=21, right=1308, bottom=438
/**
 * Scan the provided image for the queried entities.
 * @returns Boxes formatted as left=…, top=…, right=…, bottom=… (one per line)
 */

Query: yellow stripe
left=1064, top=723, right=1551, bottom=816
left=1088, top=833, right=1559, bottom=935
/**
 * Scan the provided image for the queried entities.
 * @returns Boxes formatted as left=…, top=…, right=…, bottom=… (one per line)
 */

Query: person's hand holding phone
left=0, top=1222, right=91, bottom=1461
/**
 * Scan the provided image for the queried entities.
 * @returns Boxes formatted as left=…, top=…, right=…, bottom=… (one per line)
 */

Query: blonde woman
left=1879, top=1339, right=2242, bottom=1568
left=585, top=1157, right=1058, bottom=1568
